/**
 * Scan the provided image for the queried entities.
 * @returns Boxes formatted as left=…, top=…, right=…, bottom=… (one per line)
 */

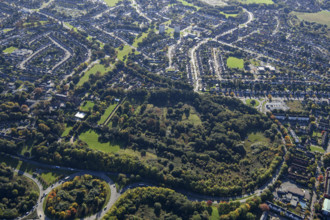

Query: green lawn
left=80, top=101, right=95, bottom=112
left=210, top=206, right=220, bottom=220
left=79, top=130, right=120, bottom=153
left=104, top=0, right=121, bottom=7
left=64, top=22, right=78, bottom=32
left=77, top=64, right=112, bottom=87
left=227, top=57, right=244, bottom=69
left=116, top=45, right=138, bottom=62
left=177, top=0, right=200, bottom=10
left=310, top=145, right=325, bottom=153
left=98, top=103, right=118, bottom=125
left=182, top=108, right=202, bottom=126
left=39, top=172, right=65, bottom=188
left=238, top=0, right=274, bottom=4
left=133, top=32, right=149, bottom=47
left=61, top=125, right=73, bottom=137
left=285, top=100, right=304, bottom=112
left=2, top=28, right=13, bottom=33
left=3, top=46, right=18, bottom=54
left=220, top=12, right=238, bottom=18
left=292, top=10, right=330, bottom=26
left=246, top=99, right=260, bottom=107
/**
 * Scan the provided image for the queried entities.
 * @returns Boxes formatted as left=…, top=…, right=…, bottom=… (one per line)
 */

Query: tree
left=267, top=94, right=272, bottom=102
left=259, top=203, right=270, bottom=212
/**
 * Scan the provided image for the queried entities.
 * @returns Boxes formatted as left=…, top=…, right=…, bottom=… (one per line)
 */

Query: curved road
left=190, top=8, right=254, bottom=91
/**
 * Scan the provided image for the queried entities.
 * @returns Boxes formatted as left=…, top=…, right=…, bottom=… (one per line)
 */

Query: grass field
left=0, top=154, right=71, bottom=189
left=61, top=125, right=73, bottom=137
left=64, top=22, right=78, bottom=32
left=116, top=45, right=138, bottom=62
left=285, top=100, right=304, bottom=112
left=133, top=31, right=149, bottom=47
left=182, top=108, right=202, bottom=126
left=220, top=12, right=238, bottom=18
left=292, top=10, right=330, bottom=26
left=104, top=0, right=121, bottom=7
left=80, top=101, right=95, bottom=112
left=3, top=46, right=18, bottom=54
left=177, top=0, right=201, bottom=10
left=79, top=130, right=120, bottom=153
left=310, top=145, right=325, bottom=153
left=39, top=172, right=64, bottom=187
left=227, top=56, right=244, bottom=69
left=238, top=0, right=274, bottom=4
left=210, top=206, right=220, bottom=220
left=246, top=99, right=259, bottom=107
left=77, top=64, right=112, bottom=87
left=98, top=103, right=118, bottom=125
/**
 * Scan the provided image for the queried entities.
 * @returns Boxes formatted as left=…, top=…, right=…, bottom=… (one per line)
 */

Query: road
left=131, top=0, right=152, bottom=23
left=49, top=36, right=72, bottom=72
left=19, top=44, right=51, bottom=70
left=6, top=146, right=287, bottom=219
left=189, top=8, right=254, bottom=91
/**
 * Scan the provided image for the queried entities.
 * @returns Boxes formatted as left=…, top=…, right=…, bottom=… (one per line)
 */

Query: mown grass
left=3, top=46, right=18, bottom=54
left=104, top=0, right=121, bottom=7
left=116, top=45, right=138, bottom=62
left=285, top=100, right=304, bottom=112
left=227, top=56, right=244, bottom=69
left=64, top=22, right=78, bottom=32
left=61, top=125, right=73, bottom=137
left=177, top=0, right=201, bottom=10
left=238, top=0, right=274, bottom=4
left=310, top=145, right=325, bottom=153
left=220, top=12, right=238, bottom=18
left=246, top=99, right=260, bottom=107
left=292, top=10, right=330, bottom=26
left=98, top=103, right=118, bottom=125
left=80, top=101, right=95, bottom=112
left=182, top=108, right=202, bottom=126
left=79, top=130, right=120, bottom=153
left=77, top=64, right=112, bottom=87
left=210, top=206, right=220, bottom=220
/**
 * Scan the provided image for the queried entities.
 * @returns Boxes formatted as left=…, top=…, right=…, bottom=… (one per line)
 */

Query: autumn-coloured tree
left=259, top=203, right=270, bottom=212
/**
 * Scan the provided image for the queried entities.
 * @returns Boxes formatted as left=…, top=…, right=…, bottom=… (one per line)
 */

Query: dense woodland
left=32, top=89, right=283, bottom=196
left=0, top=163, right=39, bottom=219
left=104, top=186, right=271, bottom=220
left=45, top=174, right=109, bottom=219
left=104, top=187, right=209, bottom=220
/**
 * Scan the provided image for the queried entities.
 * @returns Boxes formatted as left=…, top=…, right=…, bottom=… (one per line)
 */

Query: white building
left=174, top=25, right=180, bottom=34
left=159, top=24, right=165, bottom=34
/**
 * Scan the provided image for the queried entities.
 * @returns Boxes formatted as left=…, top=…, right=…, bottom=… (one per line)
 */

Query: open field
left=310, top=145, right=325, bottom=153
left=104, top=0, right=121, bottom=7
left=79, top=130, right=120, bottom=153
left=116, top=45, right=138, bottom=62
left=210, top=206, right=220, bottom=220
left=80, top=101, right=95, bottom=112
left=0, top=154, right=71, bottom=188
left=77, top=64, right=112, bottom=86
left=227, top=56, right=244, bottom=69
left=177, top=0, right=201, bottom=9
left=133, top=31, right=149, bottom=47
left=246, top=99, right=260, bottom=107
left=220, top=12, right=238, bottom=18
left=3, top=46, right=18, bottom=54
left=285, top=100, right=304, bottom=111
left=98, top=103, right=118, bottom=124
left=61, top=125, right=73, bottom=137
left=181, top=108, right=202, bottom=126
left=292, top=10, right=330, bottom=26
left=238, top=0, right=274, bottom=4
left=64, top=22, right=78, bottom=32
